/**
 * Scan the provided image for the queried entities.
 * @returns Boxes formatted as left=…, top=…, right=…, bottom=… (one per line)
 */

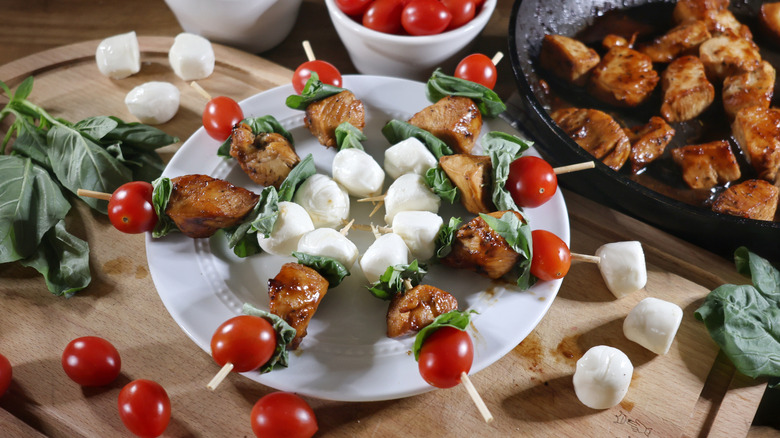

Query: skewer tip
left=206, top=362, right=234, bottom=391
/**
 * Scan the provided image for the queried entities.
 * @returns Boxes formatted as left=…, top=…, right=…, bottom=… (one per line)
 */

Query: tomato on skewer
left=530, top=229, right=571, bottom=281
left=418, top=325, right=473, bottom=388
left=108, top=181, right=157, bottom=234
left=292, top=60, right=343, bottom=94
left=202, top=95, right=244, bottom=141
left=210, top=315, right=276, bottom=374
left=506, top=155, right=558, bottom=208
left=454, top=53, right=497, bottom=89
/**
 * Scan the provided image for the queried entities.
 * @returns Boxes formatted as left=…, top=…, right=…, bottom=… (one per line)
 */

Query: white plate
left=146, top=75, right=569, bottom=402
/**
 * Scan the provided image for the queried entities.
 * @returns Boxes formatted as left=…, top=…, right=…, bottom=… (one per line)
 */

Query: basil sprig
left=381, top=119, right=452, bottom=160
left=285, top=72, right=345, bottom=110
left=413, top=309, right=475, bottom=360
left=426, top=68, right=506, bottom=118
left=434, top=217, right=463, bottom=259
left=292, top=252, right=350, bottom=287
left=479, top=212, right=534, bottom=290
left=242, top=303, right=297, bottom=373
left=335, top=122, right=366, bottom=151
left=424, top=166, right=460, bottom=204
left=367, top=260, right=427, bottom=300
left=217, top=115, right=294, bottom=158
left=482, top=132, right=532, bottom=213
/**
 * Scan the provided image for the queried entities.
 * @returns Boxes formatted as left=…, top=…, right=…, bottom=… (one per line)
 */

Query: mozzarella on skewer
left=384, top=173, right=440, bottom=225
left=168, top=33, right=215, bottom=81
left=391, top=211, right=443, bottom=261
left=124, top=82, right=180, bottom=124
left=384, top=137, right=438, bottom=180
left=95, top=31, right=140, bottom=79
left=595, top=241, right=647, bottom=298
left=294, top=174, right=350, bottom=229
left=258, top=201, right=314, bottom=256
left=297, top=228, right=359, bottom=269
left=573, top=345, right=633, bottom=409
left=360, top=233, right=410, bottom=284
left=623, top=297, right=683, bottom=355
left=332, top=148, right=385, bottom=198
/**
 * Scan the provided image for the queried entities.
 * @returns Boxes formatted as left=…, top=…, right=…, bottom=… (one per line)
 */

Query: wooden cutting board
left=0, top=37, right=767, bottom=437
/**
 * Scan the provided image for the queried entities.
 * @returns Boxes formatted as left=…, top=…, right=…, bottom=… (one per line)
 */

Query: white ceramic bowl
left=324, top=0, right=496, bottom=80
left=164, top=0, right=302, bottom=53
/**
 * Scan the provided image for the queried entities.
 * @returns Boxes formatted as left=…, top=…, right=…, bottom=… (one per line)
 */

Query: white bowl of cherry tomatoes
left=324, top=0, right=496, bottom=79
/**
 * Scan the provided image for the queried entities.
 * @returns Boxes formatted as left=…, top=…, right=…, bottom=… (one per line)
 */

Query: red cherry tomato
left=203, top=96, right=244, bottom=141
left=0, top=353, right=12, bottom=397
left=506, top=156, right=558, bottom=208
left=440, top=0, right=476, bottom=29
left=108, top=181, right=157, bottom=234
left=363, top=0, right=406, bottom=34
left=61, top=336, right=121, bottom=387
left=210, top=315, right=276, bottom=373
left=292, top=60, right=343, bottom=94
left=335, top=0, right=373, bottom=16
left=250, top=392, right=318, bottom=438
left=118, top=379, right=171, bottom=438
left=418, top=326, right=473, bottom=388
left=401, top=0, right=452, bottom=35
left=530, top=229, right=571, bottom=281
left=454, top=53, right=498, bottom=89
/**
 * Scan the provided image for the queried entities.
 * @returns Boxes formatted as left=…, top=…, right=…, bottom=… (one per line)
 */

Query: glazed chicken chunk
left=625, top=116, right=676, bottom=174
left=760, top=3, right=780, bottom=42
left=229, top=123, right=300, bottom=188
left=731, top=106, right=780, bottom=183
left=639, top=20, right=711, bottom=63
left=442, top=210, right=525, bottom=280
left=166, top=174, right=259, bottom=238
left=539, top=34, right=601, bottom=86
left=711, top=179, right=779, bottom=221
left=386, top=284, right=458, bottom=338
left=439, top=154, right=494, bottom=214
left=661, top=56, right=715, bottom=122
left=671, top=140, right=741, bottom=189
left=304, top=90, right=365, bottom=148
left=551, top=107, right=631, bottom=171
left=409, top=96, right=482, bottom=155
left=699, top=33, right=761, bottom=82
left=674, top=0, right=752, bottom=39
left=268, top=263, right=329, bottom=350
left=588, top=46, right=659, bottom=107
left=722, top=60, right=776, bottom=120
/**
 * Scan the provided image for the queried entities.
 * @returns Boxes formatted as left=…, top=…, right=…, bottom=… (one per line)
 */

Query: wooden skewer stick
left=302, top=40, right=316, bottom=62
left=491, top=52, right=504, bottom=66
left=571, top=253, right=601, bottom=264
left=206, top=362, right=234, bottom=390
left=460, top=371, right=494, bottom=423
left=368, top=201, right=384, bottom=218
left=190, top=81, right=212, bottom=101
left=339, top=218, right=355, bottom=236
left=357, top=194, right=386, bottom=203
left=554, top=161, right=595, bottom=175
left=76, top=189, right=112, bottom=201
left=351, top=223, right=392, bottom=233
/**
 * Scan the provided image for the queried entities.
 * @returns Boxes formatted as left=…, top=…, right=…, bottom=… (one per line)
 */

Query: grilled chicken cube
left=660, top=56, right=715, bottom=122
left=673, top=0, right=728, bottom=24
left=712, top=179, right=779, bottom=221
left=699, top=34, right=761, bottom=82
left=671, top=140, right=741, bottom=189
left=539, top=34, right=600, bottom=86
left=166, top=174, right=259, bottom=238
left=602, top=34, right=635, bottom=50
left=588, top=46, right=659, bottom=107
left=229, top=123, right=300, bottom=188
left=442, top=210, right=525, bottom=280
left=386, top=284, right=458, bottom=338
left=268, top=263, right=329, bottom=350
left=409, top=96, right=482, bottom=155
left=722, top=61, right=776, bottom=120
left=732, top=106, right=780, bottom=183
left=439, top=154, right=494, bottom=214
left=760, top=2, right=780, bottom=43
left=625, top=116, right=676, bottom=173
left=639, top=20, right=711, bottom=63
left=304, top=90, right=365, bottom=148
left=551, top=107, right=631, bottom=171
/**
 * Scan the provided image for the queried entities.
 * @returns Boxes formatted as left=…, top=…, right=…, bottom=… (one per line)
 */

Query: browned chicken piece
left=439, top=154, right=494, bottom=214
left=731, top=106, right=780, bottom=183
left=660, top=56, right=715, bottom=122
left=229, top=123, right=300, bottom=189
left=722, top=61, right=776, bottom=120
left=625, top=116, right=676, bottom=174
left=711, top=179, right=779, bottom=221
left=551, top=107, right=631, bottom=171
left=588, top=46, right=659, bottom=107
left=673, top=0, right=751, bottom=38
left=671, top=140, right=741, bottom=189
left=760, top=2, right=780, bottom=43
left=408, top=96, right=482, bottom=155
left=602, top=34, right=632, bottom=50
left=268, top=263, right=329, bottom=350
left=442, top=210, right=524, bottom=280
left=699, top=33, right=761, bottom=82
left=539, top=34, right=600, bottom=86
left=386, top=284, right=458, bottom=338
left=304, top=90, right=365, bottom=148
left=166, top=174, right=259, bottom=238
left=639, top=20, right=711, bottom=63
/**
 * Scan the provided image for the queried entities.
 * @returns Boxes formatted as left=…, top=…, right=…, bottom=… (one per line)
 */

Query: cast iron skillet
left=508, top=0, right=780, bottom=261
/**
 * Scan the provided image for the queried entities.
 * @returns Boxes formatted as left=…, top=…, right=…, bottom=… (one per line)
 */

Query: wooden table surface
left=0, top=1, right=777, bottom=437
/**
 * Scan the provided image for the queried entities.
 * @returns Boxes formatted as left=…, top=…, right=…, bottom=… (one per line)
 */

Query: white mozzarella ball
left=332, top=148, right=385, bottom=198
left=124, top=82, right=180, bottom=125
left=391, top=211, right=443, bottom=262
left=384, top=137, right=438, bottom=180
left=293, top=174, right=350, bottom=229
left=359, top=233, right=410, bottom=284
left=95, top=31, right=140, bottom=79
left=573, top=345, right=633, bottom=409
left=257, top=201, right=314, bottom=256
left=595, top=241, right=647, bottom=298
left=297, top=228, right=359, bottom=269
left=384, top=173, right=440, bottom=225
left=168, top=33, right=215, bottom=81
left=623, top=297, right=683, bottom=355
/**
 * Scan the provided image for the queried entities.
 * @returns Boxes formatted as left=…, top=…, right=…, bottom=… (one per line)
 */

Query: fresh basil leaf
left=106, top=144, right=144, bottom=168
left=335, top=122, right=366, bottom=151
left=10, top=117, right=50, bottom=170
left=102, top=116, right=178, bottom=151
left=424, top=166, right=459, bottom=203
left=482, top=131, right=532, bottom=213
left=413, top=309, right=475, bottom=360
left=248, top=186, right=280, bottom=238
left=218, top=115, right=294, bottom=158
left=367, top=260, right=427, bottom=300
left=292, top=252, right=350, bottom=287
left=381, top=119, right=453, bottom=160
left=479, top=211, right=534, bottom=289
left=278, top=153, right=316, bottom=202
left=285, top=72, right=345, bottom=110
left=124, top=149, right=166, bottom=183
left=734, top=246, right=780, bottom=299
left=242, top=303, right=297, bottom=373
left=151, top=177, right=177, bottom=238
left=435, top=216, right=463, bottom=259
left=12, top=76, right=34, bottom=101
left=19, top=220, right=90, bottom=297
left=74, top=116, right=119, bottom=141
left=222, top=227, right=262, bottom=258
left=0, top=78, right=14, bottom=98
left=425, top=68, right=507, bottom=118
